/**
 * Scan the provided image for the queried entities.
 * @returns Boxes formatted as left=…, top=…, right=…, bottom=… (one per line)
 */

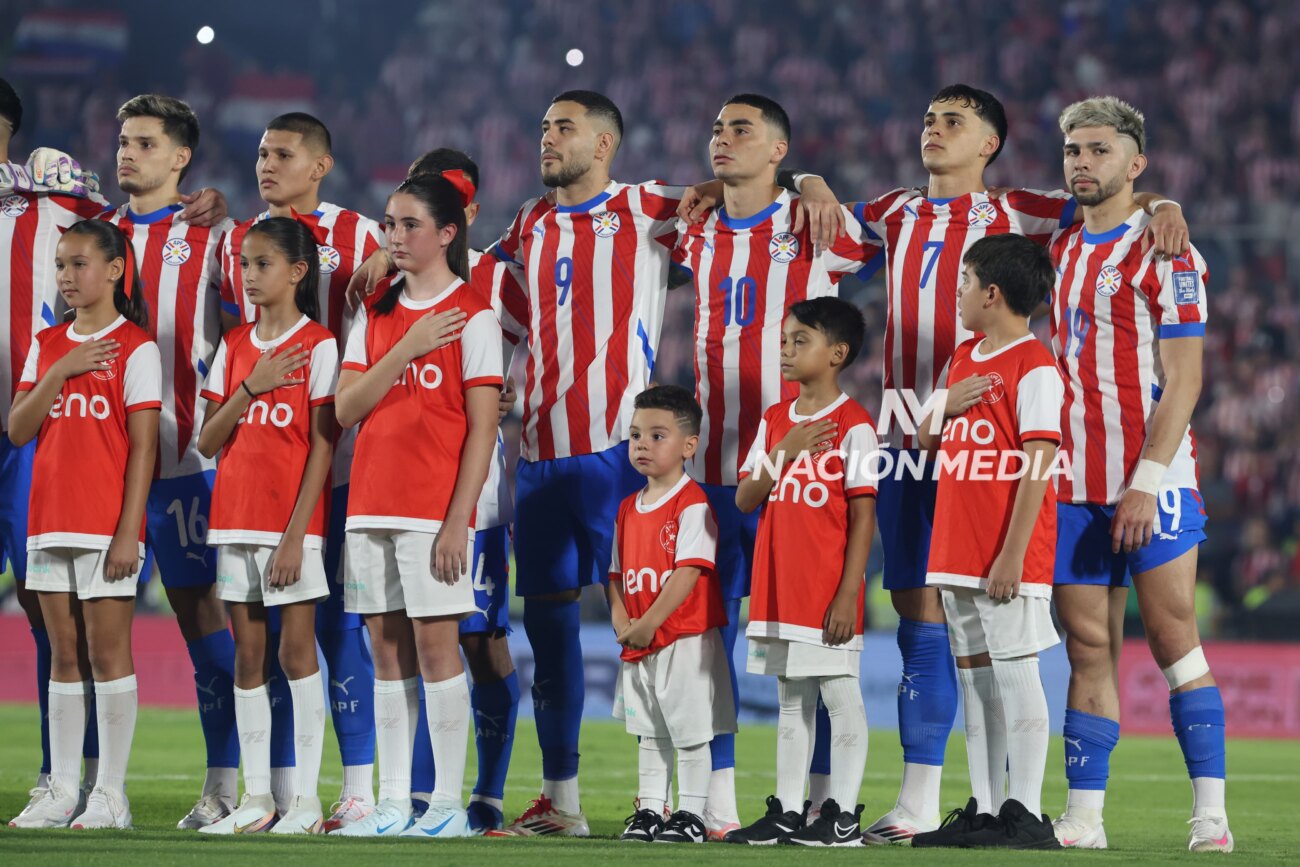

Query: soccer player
left=196, top=218, right=337, bottom=835
left=219, top=112, right=383, bottom=822
left=8, top=220, right=161, bottom=829
left=333, top=174, right=503, bottom=838
left=728, top=297, right=877, bottom=847
left=910, top=233, right=1063, bottom=850
left=1047, top=97, right=1230, bottom=853
left=609, top=385, right=734, bottom=845
left=102, top=94, right=242, bottom=829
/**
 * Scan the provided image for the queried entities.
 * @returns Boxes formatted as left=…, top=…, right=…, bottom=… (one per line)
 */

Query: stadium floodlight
left=196, top=26, right=215, bottom=44
left=565, top=48, right=584, bottom=67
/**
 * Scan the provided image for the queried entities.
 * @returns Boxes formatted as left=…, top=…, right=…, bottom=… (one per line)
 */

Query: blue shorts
left=875, top=449, right=937, bottom=592
left=1055, top=488, right=1208, bottom=587
left=0, top=437, right=35, bottom=582
left=143, top=471, right=218, bottom=589
left=513, top=441, right=642, bottom=596
left=318, top=485, right=362, bottom=632
left=700, top=483, right=759, bottom=602
left=461, top=524, right=511, bottom=635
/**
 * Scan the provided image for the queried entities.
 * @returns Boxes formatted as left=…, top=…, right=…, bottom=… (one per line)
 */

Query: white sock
left=48, top=680, right=88, bottom=793
left=374, top=678, right=419, bottom=803
left=202, top=766, right=238, bottom=801
left=993, top=658, right=1049, bottom=817
left=896, top=762, right=944, bottom=820
left=288, top=672, right=326, bottom=805
left=94, top=675, right=138, bottom=796
left=706, top=766, right=739, bottom=823
left=676, top=742, right=710, bottom=816
left=234, top=685, right=272, bottom=797
left=424, top=673, right=470, bottom=805
left=819, top=675, right=868, bottom=809
left=82, top=757, right=99, bottom=791
left=541, top=776, right=581, bottom=814
left=1066, top=788, right=1105, bottom=816
left=341, top=764, right=374, bottom=804
left=637, top=736, right=672, bottom=815
left=808, top=773, right=831, bottom=811
left=775, top=677, right=819, bottom=810
left=270, top=767, right=294, bottom=814
left=958, top=666, right=1006, bottom=815
left=1191, top=777, right=1226, bottom=819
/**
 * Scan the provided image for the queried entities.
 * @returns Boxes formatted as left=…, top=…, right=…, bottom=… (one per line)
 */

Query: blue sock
left=896, top=619, right=958, bottom=766
left=411, top=681, right=435, bottom=796
left=1170, top=687, right=1226, bottom=780
left=1063, top=708, right=1120, bottom=790
left=267, top=630, right=295, bottom=768
left=32, top=627, right=52, bottom=776
left=319, top=626, right=375, bottom=766
left=186, top=629, right=239, bottom=769
left=810, top=695, right=831, bottom=775
left=523, top=598, right=583, bottom=781
left=709, top=598, right=742, bottom=771
left=471, top=672, right=520, bottom=799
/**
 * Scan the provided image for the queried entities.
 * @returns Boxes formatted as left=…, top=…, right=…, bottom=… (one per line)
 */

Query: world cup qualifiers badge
left=592, top=211, right=621, bottom=238
left=318, top=245, right=341, bottom=273
left=161, top=238, right=192, bottom=266
left=1095, top=265, right=1124, bottom=297
left=769, top=232, right=800, bottom=263
left=966, top=201, right=998, bottom=227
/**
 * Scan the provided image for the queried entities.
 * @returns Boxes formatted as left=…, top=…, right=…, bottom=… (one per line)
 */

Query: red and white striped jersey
left=854, top=188, right=1076, bottom=448
left=673, top=192, right=881, bottom=486
left=1, top=191, right=110, bottom=429
left=1048, top=210, right=1208, bottom=505
left=491, top=181, right=683, bottom=462
left=103, top=204, right=230, bottom=479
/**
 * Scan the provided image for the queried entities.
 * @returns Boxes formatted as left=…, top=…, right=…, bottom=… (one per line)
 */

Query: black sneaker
left=655, top=810, right=707, bottom=843
left=723, top=795, right=808, bottom=845
left=621, top=807, right=664, bottom=842
left=910, top=797, right=997, bottom=848
left=962, top=799, right=1061, bottom=850
left=781, top=799, right=864, bottom=847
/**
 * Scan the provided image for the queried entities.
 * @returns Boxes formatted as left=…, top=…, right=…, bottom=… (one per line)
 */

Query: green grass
left=0, top=703, right=1294, bottom=862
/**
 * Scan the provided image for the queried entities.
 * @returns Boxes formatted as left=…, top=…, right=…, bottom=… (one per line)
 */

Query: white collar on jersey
left=67, top=315, right=126, bottom=343
left=250, top=314, right=310, bottom=350
left=788, top=390, right=849, bottom=423
left=635, top=471, right=691, bottom=514
left=395, top=276, right=465, bottom=311
left=970, top=332, right=1036, bottom=362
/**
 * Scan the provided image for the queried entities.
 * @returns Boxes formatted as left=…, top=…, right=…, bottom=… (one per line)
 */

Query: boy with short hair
left=728, top=296, right=878, bottom=847
left=912, top=233, right=1063, bottom=849
left=607, top=385, right=735, bottom=844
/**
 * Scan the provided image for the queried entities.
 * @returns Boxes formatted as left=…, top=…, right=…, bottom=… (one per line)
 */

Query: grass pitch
left=0, top=703, right=1294, bottom=863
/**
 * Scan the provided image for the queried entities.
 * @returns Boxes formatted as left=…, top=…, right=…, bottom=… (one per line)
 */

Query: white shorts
left=215, top=544, right=329, bottom=607
left=746, top=636, right=861, bottom=678
left=940, top=587, right=1060, bottom=659
left=24, top=547, right=144, bottom=600
left=613, top=629, right=737, bottom=748
left=344, top=529, right=475, bottom=619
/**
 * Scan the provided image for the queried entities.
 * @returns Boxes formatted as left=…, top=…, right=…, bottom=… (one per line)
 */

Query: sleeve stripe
left=125, top=401, right=163, bottom=413
left=464, top=375, right=505, bottom=389
left=341, top=361, right=368, bottom=373
left=199, top=389, right=224, bottom=403
left=674, top=558, right=715, bottom=571
left=1019, top=431, right=1062, bottom=444
left=846, top=485, right=878, bottom=498
left=1160, top=322, right=1205, bottom=338
left=1058, top=197, right=1078, bottom=228
left=308, top=396, right=336, bottom=407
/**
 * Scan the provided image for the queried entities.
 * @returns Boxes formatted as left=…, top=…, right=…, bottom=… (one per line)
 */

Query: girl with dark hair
left=7, top=220, right=161, bottom=830
left=195, top=216, right=337, bottom=835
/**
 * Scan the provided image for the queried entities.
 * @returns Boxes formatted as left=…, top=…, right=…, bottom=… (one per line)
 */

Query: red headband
left=122, top=240, right=136, bottom=300
left=440, top=169, right=477, bottom=208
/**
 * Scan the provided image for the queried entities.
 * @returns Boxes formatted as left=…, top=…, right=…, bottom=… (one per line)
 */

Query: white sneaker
left=197, top=792, right=277, bottom=835
left=271, top=795, right=324, bottom=835
left=702, top=808, right=741, bottom=842
left=8, top=785, right=49, bottom=828
left=400, top=800, right=471, bottom=838
left=71, top=787, right=132, bottom=830
left=177, top=791, right=235, bottom=830
left=862, top=803, right=937, bottom=844
left=8, top=784, right=79, bottom=829
left=1188, top=815, right=1234, bottom=853
left=1053, top=809, right=1108, bottom=849
left=484, top=795, right=590, bottom=837
left=323, top=796, right=373, bottom=833
left=329, top=798, right=411, bottom=837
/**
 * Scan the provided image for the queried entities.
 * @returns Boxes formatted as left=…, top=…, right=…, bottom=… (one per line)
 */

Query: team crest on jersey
left=1095, top=265, right=1124, bottom=297
left=966, top=201, right=998, bottom=227
left=769, top=232, right=800, bottom=263
left=161, top=238, right=192, bottom=266
left=318, top=245, right=341, bottom=273
left=659, top=520, right=679, bottom=554
left=591, top=211, right=621, bottom=238
left=1, top=194, right=29, bottom=217
left=981, top=371, right=1006, bottom=404
left=91, top=357, right=118, bottom=381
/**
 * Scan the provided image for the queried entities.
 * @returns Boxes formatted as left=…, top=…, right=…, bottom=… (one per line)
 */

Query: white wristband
left=792, top=172, right=820, bottom=193
left=1149, top=198, right=1181, bottom=211
left=1128, top=459, right=1167, bottom=495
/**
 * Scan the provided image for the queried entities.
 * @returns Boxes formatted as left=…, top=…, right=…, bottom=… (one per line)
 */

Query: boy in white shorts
left=608, top=385, right=735, bottom=844
left=913, top=234, right=1063, bottom=850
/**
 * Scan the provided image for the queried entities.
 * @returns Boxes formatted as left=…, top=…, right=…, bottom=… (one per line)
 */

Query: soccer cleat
left=485, top=795, right=590, bottom=837
left=400, top=801, right=472, bottom=838
left=723, top=795, right=808, bottom=845
left=329, top=798, right=412, bottom=837
left=782, top=799, right=864, bottom=847
left=702, top=808, right=741, bottom=842
left=198, top=792, right=277, bottom=835
left=466, top=800, right=504, bottom=834
left=911, top=797, right=996, bottom=848
left=322, top=796, right=374, bottom=833
left=270, top=795, right=324, bottom=835
left=70, top=787, right=132, bottom=830
left=7, top=784, right=78, bottom=829
left=863, top=801, right=939, bottom=844
left=621, top=807, right=665, bottom=842
left=656, top=810, right=708, bottom=843
left=1052, top=808, right=1108, bottom=849
left=959, top=799, right=1061, bottom=849
left=177, top=791, right=235, bottom=830
left=1188, top=815, right=1234, bottom=853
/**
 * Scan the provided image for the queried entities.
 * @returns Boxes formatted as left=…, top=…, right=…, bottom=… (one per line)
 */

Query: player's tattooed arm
left=824, top=496, right=874, bottom=646
left=987, top=438, right=1057, bottom=601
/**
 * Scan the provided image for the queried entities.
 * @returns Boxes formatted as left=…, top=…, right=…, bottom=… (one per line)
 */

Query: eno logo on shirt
left=240, top=399, right=294, bottom=428
left=771, top=475, right=830, bottom=508
left=50, top=392, right=110, bottom=419
left=400, top=361, right=443, bottom=390
left=942, top=415, right=996, bottom=445
left=1, top=194, right=30, bottom=217
left=624, top=567, right=672, bottom=595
